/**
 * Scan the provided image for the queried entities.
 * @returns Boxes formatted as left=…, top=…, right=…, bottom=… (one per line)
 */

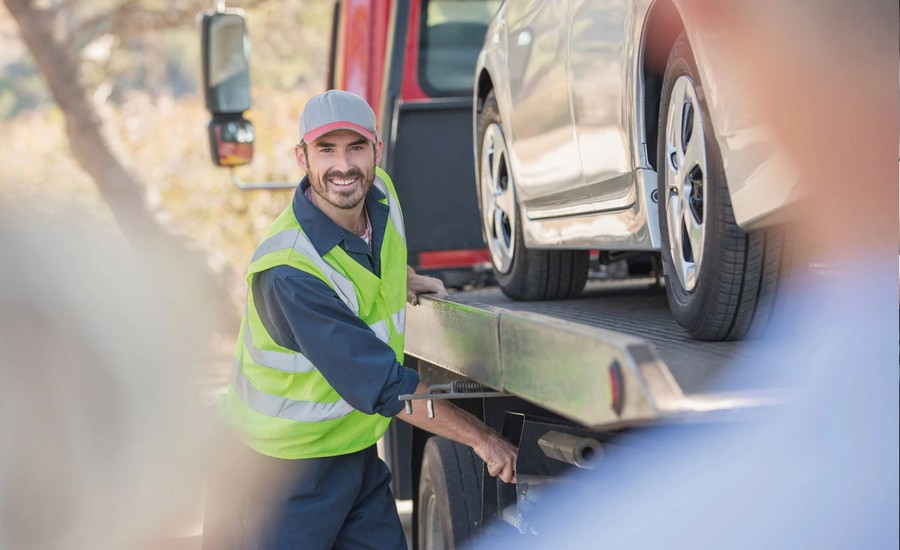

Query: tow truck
left=198, top=3, right=777, bottom=547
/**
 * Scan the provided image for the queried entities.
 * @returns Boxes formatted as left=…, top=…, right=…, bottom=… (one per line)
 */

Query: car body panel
left=569, top=0, right=633, bottom=203
left=504, top=0, right=592, bottom=211
left=522, top=168, right=659, bottom=250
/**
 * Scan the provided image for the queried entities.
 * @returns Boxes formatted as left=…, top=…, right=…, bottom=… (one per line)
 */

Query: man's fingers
left=476, top=435, right=518, bottom=483
left=409, top=274, right=447, bottom=297
left=487, top=461, right=517, bottom=484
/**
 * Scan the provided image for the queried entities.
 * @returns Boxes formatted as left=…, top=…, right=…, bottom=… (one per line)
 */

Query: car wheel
left=417, top=437, right=483, bottom=550
left=477, top=90, right=588, bottom=300
left=657, top=33, right=785, bottom=341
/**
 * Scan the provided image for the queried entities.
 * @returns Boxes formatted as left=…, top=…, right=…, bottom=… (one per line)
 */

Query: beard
left=307, top=163, right=376, bottom=210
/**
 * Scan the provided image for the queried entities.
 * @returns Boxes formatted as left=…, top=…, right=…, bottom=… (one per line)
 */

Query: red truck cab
left=328, top=0, right=499, bottom=285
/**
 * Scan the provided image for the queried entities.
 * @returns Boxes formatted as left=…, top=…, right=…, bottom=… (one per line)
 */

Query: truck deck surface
left=448, top=277, right=783, bottom=397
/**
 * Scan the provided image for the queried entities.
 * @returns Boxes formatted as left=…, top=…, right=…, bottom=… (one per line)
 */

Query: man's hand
left=406, top=266, right=448, bottom=305
left=473, top=431, right=518, bottom=484
left=398, top=382, right=518, bottom=484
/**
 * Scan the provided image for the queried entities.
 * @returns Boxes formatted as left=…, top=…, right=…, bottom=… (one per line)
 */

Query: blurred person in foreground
left=0, top=204, right=215, bottom=549
left=202, top=90, right=517, bottom=549
left=469, top=0, right=898, bottom=548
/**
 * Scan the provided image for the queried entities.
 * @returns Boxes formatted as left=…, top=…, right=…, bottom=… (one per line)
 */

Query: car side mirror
left=201, top=10, right=254, bottom=166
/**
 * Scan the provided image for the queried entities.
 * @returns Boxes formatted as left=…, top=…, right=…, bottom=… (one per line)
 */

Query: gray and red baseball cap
left=299, top=90, right=378, bottom=144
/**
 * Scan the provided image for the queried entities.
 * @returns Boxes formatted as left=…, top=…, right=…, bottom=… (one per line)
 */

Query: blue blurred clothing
left=469, top=260, right=899, bottom=550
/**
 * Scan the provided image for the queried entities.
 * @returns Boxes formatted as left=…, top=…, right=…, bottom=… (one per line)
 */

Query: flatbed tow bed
left=448, top=277, right=781, bottom=396
left=404, top=277, right=781, bottom=431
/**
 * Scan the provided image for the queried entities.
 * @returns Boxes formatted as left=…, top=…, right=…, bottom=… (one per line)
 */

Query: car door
left=568, top=0, right=635, bottom=210
left=504, top=0, right=593, bottom=215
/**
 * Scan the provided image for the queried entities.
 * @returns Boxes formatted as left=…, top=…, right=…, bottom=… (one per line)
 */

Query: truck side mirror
left=200, top=10, right=254, bottom=167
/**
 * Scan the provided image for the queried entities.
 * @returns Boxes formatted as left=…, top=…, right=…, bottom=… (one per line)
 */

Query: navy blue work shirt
left=252, top=176, right=419, bottom=417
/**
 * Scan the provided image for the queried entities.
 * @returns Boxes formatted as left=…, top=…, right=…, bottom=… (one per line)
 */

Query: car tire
left=477, top=90, right=588, bottom=300
left=657, top=33, right=785, bottom=341
left=417, top=437, right=483, bottom=550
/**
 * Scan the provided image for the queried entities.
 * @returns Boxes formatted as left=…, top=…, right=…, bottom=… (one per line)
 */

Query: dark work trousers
left=202, top=438, right=406, bottom=550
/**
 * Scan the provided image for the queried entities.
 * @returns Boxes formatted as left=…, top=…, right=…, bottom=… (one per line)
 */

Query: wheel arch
left=639, top=0, right=685, bottom=173
left=475, top=68, right=494, bottom=113
left=473, top=68, right=495, bottom=166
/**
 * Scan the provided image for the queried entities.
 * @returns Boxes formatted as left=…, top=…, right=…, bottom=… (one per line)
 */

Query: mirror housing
left=200, top=10, right=251, bottom=114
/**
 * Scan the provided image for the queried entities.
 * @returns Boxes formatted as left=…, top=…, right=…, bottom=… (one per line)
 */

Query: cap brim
left=303, top=121, right=377, bottom=144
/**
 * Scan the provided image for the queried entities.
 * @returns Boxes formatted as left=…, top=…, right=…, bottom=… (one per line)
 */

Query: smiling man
left=203, top=90, right=517, bottom=550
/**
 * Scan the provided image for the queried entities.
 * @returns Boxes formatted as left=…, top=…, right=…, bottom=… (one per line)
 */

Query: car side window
left=419, top=0, right=500, bottom=96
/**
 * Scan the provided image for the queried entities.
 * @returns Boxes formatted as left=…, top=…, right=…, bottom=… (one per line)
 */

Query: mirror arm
left=215, top=1, right=226, bottom=12
left=229, top=168, right=296, bottom=191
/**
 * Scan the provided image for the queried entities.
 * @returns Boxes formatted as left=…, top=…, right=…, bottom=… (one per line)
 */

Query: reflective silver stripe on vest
left=243, top=312, right=315, bottom=373
left=252, top=229, right=360, bottom=315
left=392, top=308, right=406, bottom=334
left=373, top=176, right=405, bottom=241
left=246, top=308, right=393, bottom=370
left=369, top=320, right=389, bottom=344
left=231, top=359, right=354, bottom=422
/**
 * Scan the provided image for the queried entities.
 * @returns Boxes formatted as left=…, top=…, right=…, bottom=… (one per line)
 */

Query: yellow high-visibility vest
left=219, top=167, right=407, bottom=459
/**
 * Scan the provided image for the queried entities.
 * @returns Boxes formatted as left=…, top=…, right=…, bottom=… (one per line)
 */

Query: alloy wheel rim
left=480, top=123, right=516, bottom=274
left=664, top=75, right=708, bottom=292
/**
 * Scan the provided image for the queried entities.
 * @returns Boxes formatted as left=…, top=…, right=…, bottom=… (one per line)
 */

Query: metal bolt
left=405, top=401, right=413, bottom=415
left=427, top=399, right=435, bottom=419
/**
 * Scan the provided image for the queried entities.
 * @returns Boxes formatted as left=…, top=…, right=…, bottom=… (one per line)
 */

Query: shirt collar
left=293, top=176, right=388, bottom=257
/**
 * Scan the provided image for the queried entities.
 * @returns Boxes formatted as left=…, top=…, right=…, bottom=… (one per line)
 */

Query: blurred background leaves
left=0, top=0, right=332, bottom=326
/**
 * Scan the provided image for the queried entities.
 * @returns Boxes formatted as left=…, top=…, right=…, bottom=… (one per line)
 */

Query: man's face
left=296, top=129, right=382, bottom=210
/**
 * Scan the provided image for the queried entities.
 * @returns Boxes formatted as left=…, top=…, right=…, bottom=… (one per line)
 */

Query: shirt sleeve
left=253, top=265, right=419, bottom=417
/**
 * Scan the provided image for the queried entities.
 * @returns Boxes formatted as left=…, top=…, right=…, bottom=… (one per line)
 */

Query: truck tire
left=656, top=33, right=784, bottom=341
left=477, top=90, right=588, bottom=300
left=417, top=437, right=483, bottom=550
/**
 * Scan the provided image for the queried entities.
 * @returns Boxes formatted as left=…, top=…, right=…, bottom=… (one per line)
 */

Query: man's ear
left=294, top=144, right=308, bottom=171
left=374, top=139, right=384, bottom=166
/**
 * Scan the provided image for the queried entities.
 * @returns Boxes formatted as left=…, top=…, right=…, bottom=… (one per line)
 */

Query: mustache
left=324, top=167, right=364, bottom=180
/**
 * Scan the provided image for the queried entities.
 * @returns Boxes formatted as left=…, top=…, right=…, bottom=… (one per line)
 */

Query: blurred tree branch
left=2, top=0, right=240, bottom=333
left=72, top=0, right=273, bottom=50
